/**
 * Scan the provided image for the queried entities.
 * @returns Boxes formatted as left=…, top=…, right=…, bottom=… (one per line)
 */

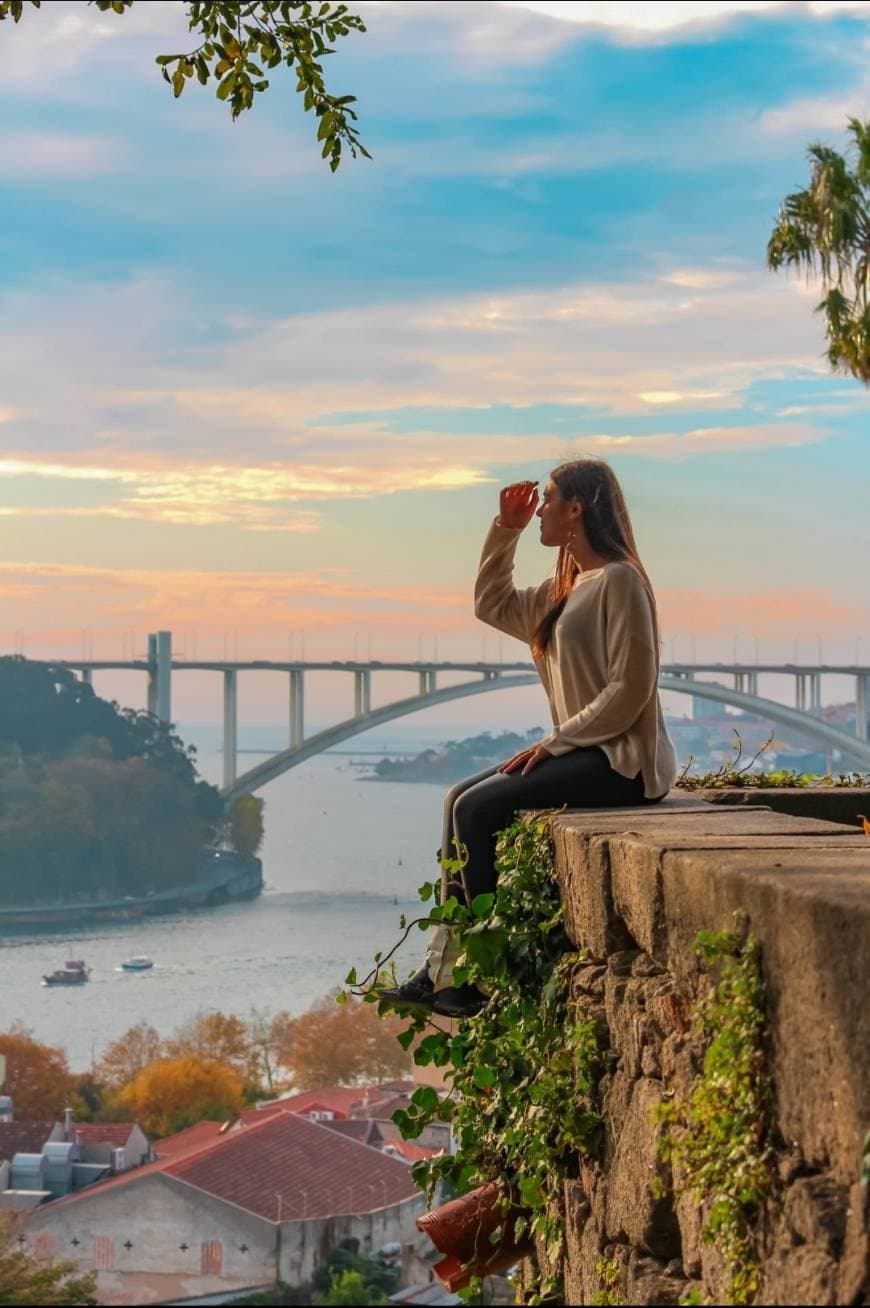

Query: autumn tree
left=111, top=1054, right=244, bottom=1137
left=94, top=1022, right=164, bottom=1092
left=227, top=794, right=265, bottom=857
left=166, top=1011, right=264, bottom=1090
left=768, top=116, right=870, bottom=383
left=272, top=994, right=411, bottom=1090
left=0, top=1213, right=96, bottom=1306
left=0, top=1029, right=76, bottom=1120
left=0, top=0, right=369, bottom=171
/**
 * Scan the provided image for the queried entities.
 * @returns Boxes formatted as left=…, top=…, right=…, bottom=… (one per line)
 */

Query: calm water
left=0, top=730, right=449, bottom=1070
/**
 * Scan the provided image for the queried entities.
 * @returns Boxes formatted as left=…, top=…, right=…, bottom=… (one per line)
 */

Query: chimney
left=64, top=1106, right=74, bottom=1140
left=74, top=1130, right=84, bottom=1151
left=111, top=1147, right=126, bottom=1173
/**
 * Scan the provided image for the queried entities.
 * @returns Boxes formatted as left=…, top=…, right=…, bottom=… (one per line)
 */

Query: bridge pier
left=80, top=669, right=92, bottom=687
left=354, top=669, right=371, bottom=718
left=223, top=670, right=237, bottom=790
left=289, top=670, right=304, bottom=748
left=147, top=630, right=172, bottom=723
left=418, top=670, right=437, bottom=695
left=857, top=674, right=869, bottom=741
left=810, top=673, right=822, bottom=717
left=795, top=674, right=807, bottom=712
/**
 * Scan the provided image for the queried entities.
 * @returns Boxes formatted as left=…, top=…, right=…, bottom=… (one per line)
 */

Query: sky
left=1, top=0, right=869, bottom=728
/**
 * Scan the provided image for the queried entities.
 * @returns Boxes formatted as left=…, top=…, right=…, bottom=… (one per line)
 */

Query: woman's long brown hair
left=531, top=458, right=660, bottom=660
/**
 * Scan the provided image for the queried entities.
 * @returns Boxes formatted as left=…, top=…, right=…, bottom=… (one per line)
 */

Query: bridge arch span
left=659, top=676, right=870, bottom=767
left=224, top=674, right=539, bottom=800
left=225, top=671, right=870, bottom=799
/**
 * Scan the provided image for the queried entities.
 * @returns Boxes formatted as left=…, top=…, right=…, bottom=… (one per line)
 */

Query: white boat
left=121, top=955, right=154, bottom=971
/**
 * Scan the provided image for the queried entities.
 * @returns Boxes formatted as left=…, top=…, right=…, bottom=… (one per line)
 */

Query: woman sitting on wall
left=381, top=457, right=678, bottom=1018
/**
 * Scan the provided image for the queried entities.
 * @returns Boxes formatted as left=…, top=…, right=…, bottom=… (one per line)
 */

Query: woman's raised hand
left=497, top=480, right=539, bottom=529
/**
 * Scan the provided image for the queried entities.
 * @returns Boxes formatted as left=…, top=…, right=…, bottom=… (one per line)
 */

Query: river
left=0, top=725, right=455, bottom=1071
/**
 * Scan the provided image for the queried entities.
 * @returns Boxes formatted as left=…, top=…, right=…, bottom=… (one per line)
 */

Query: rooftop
left=46, top=1109, right=420, bottom=1222
left=70, top=1123, right=137, bottom=1146
left=165, top=1111, right=419, bottom=1221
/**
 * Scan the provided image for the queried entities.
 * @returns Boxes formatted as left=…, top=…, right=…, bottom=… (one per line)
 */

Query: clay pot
left=416, top=1181, right=533, bottom=1291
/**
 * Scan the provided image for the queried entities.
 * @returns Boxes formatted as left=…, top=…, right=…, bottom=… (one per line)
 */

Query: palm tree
left=767, top=117, right=870, bottom=384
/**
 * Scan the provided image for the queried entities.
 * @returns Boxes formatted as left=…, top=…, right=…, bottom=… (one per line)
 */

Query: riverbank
left=0, top=850, right=262, bottom=931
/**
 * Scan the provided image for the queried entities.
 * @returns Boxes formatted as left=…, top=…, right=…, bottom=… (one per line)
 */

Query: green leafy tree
left=315, top=1269, right=387, bottom=1306
left=0, top=659, right=224, bottom=904
left=0, top=0, right=369, bottom=170
left=768, top=117, right=870, bottom=383
left=0, top=1213, right=97, bottom=1305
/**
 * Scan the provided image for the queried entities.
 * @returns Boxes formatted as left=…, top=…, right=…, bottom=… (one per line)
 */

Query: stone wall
left=547, top=794, right=869, bottom=1306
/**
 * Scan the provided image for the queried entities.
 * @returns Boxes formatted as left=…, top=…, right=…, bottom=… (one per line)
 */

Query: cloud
left=658, top=584, right=865, bottom=636
left=0, top=132, right=119, bottom=179
left=0, top=456, right=489, bottom=529
left=500, top=1, right=870, bottom=40
left=0, top=258, right=844, bottom=527
left=1, top=0, right=191, bottom=90
left=0, top=562, right=862, bottom=662
left=758, top=86, right=870, bottom=137
left=0, top=561, right=471, bottom=646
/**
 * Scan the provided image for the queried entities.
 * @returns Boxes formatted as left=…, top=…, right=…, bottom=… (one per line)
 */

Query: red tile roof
left=381, top=1138, right=442, bottom=1164
left=153, top=1121, right=223, bottom=1159
left=71, top=1123, right=136, bottom=1146
left=318, top=1118, right=383, bottom=1148
left=0, top=1122, right=54, bottom=1160
left=274, top=1087, right=367, bottom=1119
left=39, top=1108, right=420, bottom=1223
left=275, top=1082, right=417, bottom=1121
left=353, top=1093, right=414, bottom=1121
left=165, top=1111, right=419, bottom=1221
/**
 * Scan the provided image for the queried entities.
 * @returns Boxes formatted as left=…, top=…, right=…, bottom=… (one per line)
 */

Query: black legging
left=439, top=745, right=663, bottom=904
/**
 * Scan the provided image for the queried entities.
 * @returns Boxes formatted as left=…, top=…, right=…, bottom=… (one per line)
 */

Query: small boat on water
left=121, top=955, right=154, bottom=971
left=43, top=959, right=90, bottom=987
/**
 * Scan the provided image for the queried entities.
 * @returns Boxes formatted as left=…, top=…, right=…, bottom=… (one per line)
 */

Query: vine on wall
left=346, top=814, right=602, bottom=1304
left=655, top=921, right=772, bottom=1306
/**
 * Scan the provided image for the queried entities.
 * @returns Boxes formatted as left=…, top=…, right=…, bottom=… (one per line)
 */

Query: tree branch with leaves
left=0, top=0, right=370, bottom=171
left=768, top=117, right=870, bottom=383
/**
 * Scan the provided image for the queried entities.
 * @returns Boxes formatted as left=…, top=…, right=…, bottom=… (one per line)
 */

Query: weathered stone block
left=626, top=1249, right=688, bottom=1305
left=543, top=799, right=870, bottom=1307
left=604, top=1077, right=680, bottom=1260
left=658, top=847, right=870, bottom=1182
left=697, top=786, right=870, bottom=829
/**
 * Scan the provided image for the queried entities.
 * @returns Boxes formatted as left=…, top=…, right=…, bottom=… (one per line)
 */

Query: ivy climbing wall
left=549, top=797, right=869, bottom=1306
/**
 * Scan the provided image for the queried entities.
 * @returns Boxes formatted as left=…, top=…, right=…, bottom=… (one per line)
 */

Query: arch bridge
left=56, top=631, right=870, bottom=799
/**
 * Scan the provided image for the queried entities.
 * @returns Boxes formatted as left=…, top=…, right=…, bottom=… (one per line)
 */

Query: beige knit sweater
left=474, top=519, right=678, bottom=800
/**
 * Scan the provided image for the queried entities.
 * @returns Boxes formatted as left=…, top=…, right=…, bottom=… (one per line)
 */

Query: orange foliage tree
left=94, top=1021, right=163, bottom=1091
left=111, top=1055, right=244, bottom=1138
left=166, top=1012, right=264, bottom=1091
left=271, top=994, right=411, bottom=1091
left=0, top=1029, right=76, bottom=1119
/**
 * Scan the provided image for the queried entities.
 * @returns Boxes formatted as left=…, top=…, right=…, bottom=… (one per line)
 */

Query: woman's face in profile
left=536, top=479, right=579, bottom=548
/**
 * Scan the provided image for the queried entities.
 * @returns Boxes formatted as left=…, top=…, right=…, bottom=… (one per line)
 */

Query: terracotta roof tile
left=318, top=1118, right=383, bottom=1148
left=165, top=1111, right=419, bottom=1221
left=153, top=1121, right=223, bottom=1158
left=274, top=1087, right=367, bottom=1118
left=71, top=1123, right=136, bottom=1146
left=381, top=1139, right=442, bottom=1164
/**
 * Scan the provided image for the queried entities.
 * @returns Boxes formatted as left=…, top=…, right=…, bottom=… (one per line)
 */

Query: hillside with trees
left=0, top=657, right=238, bottom=906
left=370, top=728, right=545, bottom=785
